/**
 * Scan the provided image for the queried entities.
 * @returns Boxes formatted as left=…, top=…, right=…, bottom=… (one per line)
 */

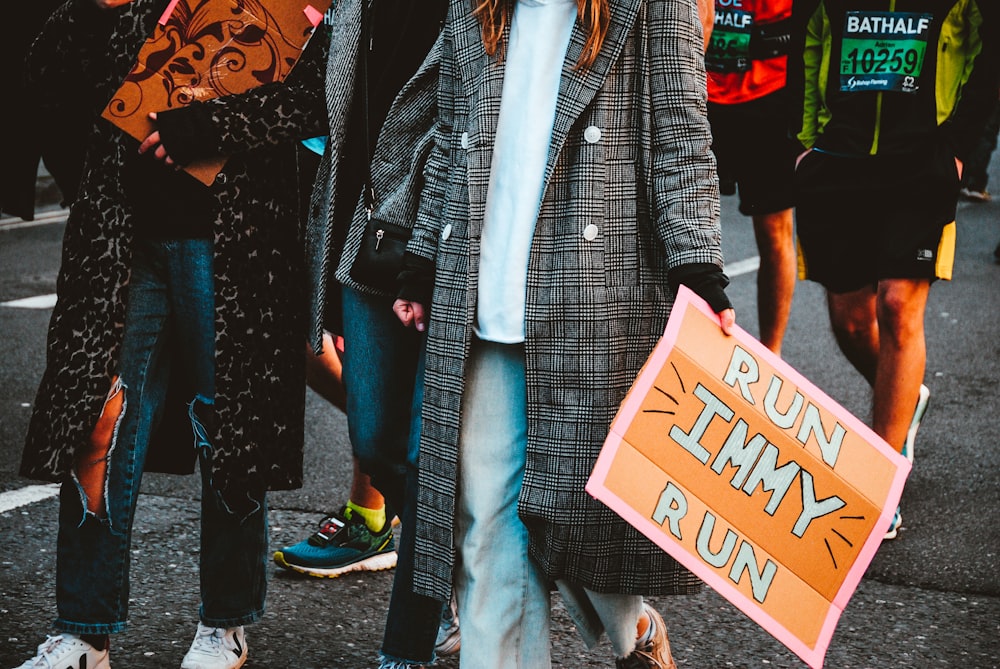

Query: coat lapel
left=452, top=0, right=644, bottom=194
left=450, top=0, right=506, bottom=237
left=451, top=0, right=642, bottom=231
left=545, top=0, right=642, bottom=175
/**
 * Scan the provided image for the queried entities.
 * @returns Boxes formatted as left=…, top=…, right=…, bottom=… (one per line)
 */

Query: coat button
left=583, top=223, right=599, bottom=241
left=441, top=223, right=453, bottom=240
left=215, top=171, right=228, bottom=185
left=460, top=132, right=470, bottom=149
left=584, top=126, right=602, bottom=143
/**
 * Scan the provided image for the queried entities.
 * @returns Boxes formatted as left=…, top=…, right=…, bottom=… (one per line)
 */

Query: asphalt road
left=0, top=156, right=998, bottom=668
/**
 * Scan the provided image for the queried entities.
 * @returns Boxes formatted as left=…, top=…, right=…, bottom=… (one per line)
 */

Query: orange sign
left=101, top=0, right=330, bottom=185
left=587, top=286, right=910, bottom=668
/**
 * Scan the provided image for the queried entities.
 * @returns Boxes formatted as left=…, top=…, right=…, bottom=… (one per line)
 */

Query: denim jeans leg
left=340, top=286, right=420, bottom=512
left=555, top=580, right=643, bottom=657
left=199, top=459, right=269, bottom=627
left=56, top=240, right=172, bottom=634
left=156, top=239, right=267, bottom=627
left=381, top=343, right=445, bottom=665
left=454, top=340, right=551, bottom=669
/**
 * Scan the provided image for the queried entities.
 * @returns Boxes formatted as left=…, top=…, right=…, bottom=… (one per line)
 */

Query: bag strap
left=361, top=0, right=375, bottom=217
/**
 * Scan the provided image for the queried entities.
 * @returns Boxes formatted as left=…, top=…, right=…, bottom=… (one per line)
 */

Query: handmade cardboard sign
left=101, top=0, right=331, bottom=185
left=587, top=285, right=910, bottom=668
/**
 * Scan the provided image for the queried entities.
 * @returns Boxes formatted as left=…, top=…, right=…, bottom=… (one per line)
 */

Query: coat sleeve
left=153, top=26, right=330, bottom=164
left=24, top=0, right=119, bottom=200
left=646, top=0, right=724, bottom=270
left=25, top=0, right=117, bottom=116
left=795, top=1, right=826, bottom=151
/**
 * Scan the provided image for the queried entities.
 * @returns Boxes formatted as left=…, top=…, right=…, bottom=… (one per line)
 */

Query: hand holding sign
left=101, top=0, right=331, bottom=184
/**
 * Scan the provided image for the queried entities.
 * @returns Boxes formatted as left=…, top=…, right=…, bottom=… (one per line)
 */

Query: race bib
left=840, top=11, right=933, bottom=94
left=707, top=8, right=753, bottom=73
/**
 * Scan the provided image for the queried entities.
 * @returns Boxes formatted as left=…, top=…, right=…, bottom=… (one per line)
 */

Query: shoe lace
left=188, top=626, right=226, bottom=656
left=24, top=635, right=77, bottom=668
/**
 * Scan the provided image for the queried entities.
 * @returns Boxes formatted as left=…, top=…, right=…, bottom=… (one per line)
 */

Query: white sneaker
left=902, top=384, right=930, bottom=464
left=180, top=623, right=247, bottom=669
left=884, top=507, right=903, bottom=541
left=13, top=634, right=110, bottom=669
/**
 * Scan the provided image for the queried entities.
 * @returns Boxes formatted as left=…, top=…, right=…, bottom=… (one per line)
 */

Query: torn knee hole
left=79, top=376, right=126, bottom=516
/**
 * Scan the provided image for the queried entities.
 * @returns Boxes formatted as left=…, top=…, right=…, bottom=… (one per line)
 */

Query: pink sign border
left=586, top=285, right=911, bottom=668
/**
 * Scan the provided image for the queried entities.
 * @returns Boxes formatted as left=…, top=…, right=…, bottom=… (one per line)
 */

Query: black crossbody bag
left=349, top=1, right=411, bottom=293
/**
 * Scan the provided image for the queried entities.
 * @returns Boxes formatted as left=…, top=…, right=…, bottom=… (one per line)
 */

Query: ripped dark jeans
left=55, top=238, right=268, bottom=635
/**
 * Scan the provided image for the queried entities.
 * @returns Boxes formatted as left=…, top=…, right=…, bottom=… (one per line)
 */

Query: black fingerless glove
left=154, top=103, right=219, bottom=166
left=667, top=263, right=733, bottom=313
left=396, top=251, right=435, bottom=305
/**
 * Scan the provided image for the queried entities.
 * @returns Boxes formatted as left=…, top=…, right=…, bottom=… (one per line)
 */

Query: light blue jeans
left=55, top=239, right=268, bottom=634
left=455, top=339, right=643, bottom=668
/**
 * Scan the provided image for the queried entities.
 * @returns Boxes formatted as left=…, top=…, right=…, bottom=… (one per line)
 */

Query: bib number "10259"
left=839, top=11, right=933, bottom=94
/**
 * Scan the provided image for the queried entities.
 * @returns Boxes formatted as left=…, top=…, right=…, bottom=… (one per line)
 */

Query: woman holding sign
left=393, top=0, right=735, bottom=666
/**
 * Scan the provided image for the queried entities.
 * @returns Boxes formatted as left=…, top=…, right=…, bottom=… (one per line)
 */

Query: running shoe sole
left=884, top=508, right=902, bottom=540
left=273, top=549, right=397, bottom=578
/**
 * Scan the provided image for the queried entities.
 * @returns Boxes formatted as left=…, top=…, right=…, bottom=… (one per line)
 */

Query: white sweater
left=475, top=0, right=577, bottom=343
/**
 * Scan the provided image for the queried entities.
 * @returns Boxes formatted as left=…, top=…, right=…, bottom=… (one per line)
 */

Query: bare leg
left=305, top=332, right=347, bottom=412
left=871, top=278, right=931, bottom=452
left=826, top=286, right=879, bottom=386
left=752, top=208, right=796, bottom=355
left=78, top=377, right=125, bottom=516
left=826, top=280, right=930, bottom=452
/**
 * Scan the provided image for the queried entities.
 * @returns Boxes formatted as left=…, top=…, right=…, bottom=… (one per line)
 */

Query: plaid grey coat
left=407, top=0, right=722, bottom=600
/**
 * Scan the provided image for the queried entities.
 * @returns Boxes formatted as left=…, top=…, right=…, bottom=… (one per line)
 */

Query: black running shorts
left=708, top=90, right=798, bottom=217
left=793, top=143, right=960, bottom=294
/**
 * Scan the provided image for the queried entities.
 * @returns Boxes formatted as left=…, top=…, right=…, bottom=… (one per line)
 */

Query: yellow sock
left=346, top=500, right=387, bottom=533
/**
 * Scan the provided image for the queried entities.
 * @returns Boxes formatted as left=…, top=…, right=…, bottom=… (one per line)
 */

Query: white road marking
left=726, top=256, right=761, bottom=277
left=1, top=294, right=58, bottom=309
left=0, top=210, right=69, bottom=231
left=0, top=484, right=59, bottom=515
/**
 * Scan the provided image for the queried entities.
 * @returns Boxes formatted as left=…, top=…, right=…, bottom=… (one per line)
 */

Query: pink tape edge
left=158, top=0, right=182, bottom=25
left=303, top=5, right=324, bottom=27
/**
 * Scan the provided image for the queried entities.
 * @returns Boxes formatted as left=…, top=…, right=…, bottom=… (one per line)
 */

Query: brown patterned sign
left=102, top=0, right=331, bottom=185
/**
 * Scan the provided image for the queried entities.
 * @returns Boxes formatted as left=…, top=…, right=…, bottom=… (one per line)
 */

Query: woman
left=15, top=0, right=326, bottom=666
left=394, top=0, right=734, bottom=667
left=299, top=1, right=451, bottom=667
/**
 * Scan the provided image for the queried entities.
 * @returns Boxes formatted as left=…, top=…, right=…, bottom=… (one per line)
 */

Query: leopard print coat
left=20, top=0, right=327, bottom=511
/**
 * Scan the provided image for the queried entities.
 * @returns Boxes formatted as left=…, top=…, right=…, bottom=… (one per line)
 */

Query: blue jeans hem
left=200, top=607, right=265, bottom=628
left=55, top=619, right=128, bottom=635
